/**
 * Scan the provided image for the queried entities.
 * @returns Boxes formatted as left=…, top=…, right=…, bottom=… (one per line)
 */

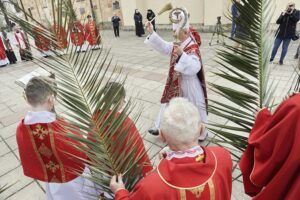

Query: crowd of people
left=11, top=3, right=300, bottom=200
left=0, top=15, right=101, bottom=68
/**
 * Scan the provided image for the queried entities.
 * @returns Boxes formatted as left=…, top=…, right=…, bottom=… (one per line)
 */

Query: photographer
left=270, top=2, right=300, bottom=65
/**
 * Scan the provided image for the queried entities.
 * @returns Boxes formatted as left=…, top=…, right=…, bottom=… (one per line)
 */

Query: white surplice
left=24, top=111, right=100, bottom=200
left=145, top=32, right=208, bottom=130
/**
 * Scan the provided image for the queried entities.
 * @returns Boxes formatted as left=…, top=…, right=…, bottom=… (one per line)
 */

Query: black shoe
left=270, top=58, right=274, bottom=62
left=279, top=61, right=283, bottom=65
left=294, top=54, right=299, bottom=59
left=148, top=128, right=159, bottom=136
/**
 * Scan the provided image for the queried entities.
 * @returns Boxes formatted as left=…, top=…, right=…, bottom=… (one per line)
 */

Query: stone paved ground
left=0, top=29, right=299, bottom=200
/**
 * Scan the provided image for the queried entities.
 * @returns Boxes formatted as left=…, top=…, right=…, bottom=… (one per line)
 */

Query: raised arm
left=144, top=21, right=173, bottom=55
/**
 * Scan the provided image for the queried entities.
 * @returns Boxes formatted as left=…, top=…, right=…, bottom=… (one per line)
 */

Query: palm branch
left=3, top=0, right=149, bottom=198
left=208, top=0, right=298, bottom=156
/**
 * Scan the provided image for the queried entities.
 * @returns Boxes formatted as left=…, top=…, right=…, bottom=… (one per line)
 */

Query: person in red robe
left=33, top=26, right=51, bottom=57
left=110, top=97, right=232, bottom=200
left=239, top=93, right=300, bottom=200
left=90, top=82, right=153, bottom=176
left=70, top=21, right=85, bottom=52
left=85, top=15, right=101, bottom=49
left=16, top=76, right=99, bottom=200
left=0, top=31, right=10, bottom=67
left=51, top=24, right=68, bottom=51
left=14, top=27, right=33, bottom=61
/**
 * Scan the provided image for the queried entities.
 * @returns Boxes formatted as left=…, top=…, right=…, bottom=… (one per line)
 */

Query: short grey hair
left=25, top=76, right=56, bottom=106
left=160, top=97, right=201, bottom=145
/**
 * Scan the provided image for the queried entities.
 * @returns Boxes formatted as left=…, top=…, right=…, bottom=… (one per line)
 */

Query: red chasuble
left=70, top=21, right=85, bottom=46
left=160, top=41, right=208, bottom=109
left=16, top=119, right=86, bottom=183
left=0, top=35, right=7, bottom=60
left=90, top=111, right=153, bottom=176
left=239, top=94, right=300, bottom=200
left=33, top=26, right=50, bottom=52
left=51, top=24, right=68, bottom=50
left=115, top=147, right=232, bottom=200
left=85, top=20, right=100, bottom=45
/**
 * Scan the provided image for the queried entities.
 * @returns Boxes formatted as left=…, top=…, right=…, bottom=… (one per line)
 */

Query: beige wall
left=120, top=0, right=300, bottom=26
left=14, top=0, right=300, bottom=28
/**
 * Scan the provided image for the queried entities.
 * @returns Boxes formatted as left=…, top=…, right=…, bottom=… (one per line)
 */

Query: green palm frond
left=0, top=182, right=16, bottom=194
left=3, top=0, right=149, bottom=198
left=208, top=0, right=296, bottom=155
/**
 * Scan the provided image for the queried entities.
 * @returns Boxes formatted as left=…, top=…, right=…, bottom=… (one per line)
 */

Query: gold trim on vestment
left=49, top=123, right=66, bottom=182
left=208, top=178, right=216, bottom=200
left=157, top=151, right=218, bottom=199
left=179, top=189, right=186, bottom=200
left=26, top=125, right=48, bottom=181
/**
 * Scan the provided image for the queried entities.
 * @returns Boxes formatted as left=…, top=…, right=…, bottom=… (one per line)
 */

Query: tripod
left=209, top=16, right=225, bottom=46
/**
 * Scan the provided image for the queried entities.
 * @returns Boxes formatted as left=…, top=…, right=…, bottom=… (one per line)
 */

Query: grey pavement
left=0, top=29, right=299, bottom=200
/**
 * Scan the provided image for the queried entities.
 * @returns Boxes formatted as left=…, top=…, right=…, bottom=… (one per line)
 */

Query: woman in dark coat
left=134, top=9, right=145, bottom=37
left=146, top=9, right=156, bottom=32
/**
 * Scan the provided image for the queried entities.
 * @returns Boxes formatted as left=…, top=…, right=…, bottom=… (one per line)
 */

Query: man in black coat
left=270, top=2, right=300, bottom=65
left=112, top=13, right=121, bottom=37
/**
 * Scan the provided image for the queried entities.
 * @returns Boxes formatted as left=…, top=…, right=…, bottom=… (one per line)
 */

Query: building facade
left=11, top=0, right=300, bottom=29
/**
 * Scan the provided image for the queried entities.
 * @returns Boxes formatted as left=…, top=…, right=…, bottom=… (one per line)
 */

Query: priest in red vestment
left=33, top=26, right=51, bottom=57
left=239, top=93, right=300, bottom=200
left=14, top=28, right=33, bottom=61
left=51, top=24, right=68, bottom=51
left=145, top=8, right=208, bottom=142
left=90, top=82, right=153, bottom=176
left=110, top=97, right=232, bottom=200
left=85, top=15, right=101, bottom=49
left=70, top=21, right=86, bottom=52
left=16, top=76, right=99, bottom=200
left=0, top=31, right=10, bottom=67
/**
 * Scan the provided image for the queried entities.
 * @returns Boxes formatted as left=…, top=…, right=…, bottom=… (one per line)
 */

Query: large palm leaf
left=208, top=0, right=298, bottom=157
left=3, top=0, right=149, bottom=198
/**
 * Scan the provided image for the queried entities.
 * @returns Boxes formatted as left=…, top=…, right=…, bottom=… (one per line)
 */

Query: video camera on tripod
left=209, top=16, right=225, bottom=46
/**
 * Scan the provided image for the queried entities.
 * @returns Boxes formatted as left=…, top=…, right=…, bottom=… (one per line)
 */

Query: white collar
left=24, top=111, right=56, bottom=125
left=180, top=36, right=193, bottom=48
left=166, top=146, right=204, bottom=160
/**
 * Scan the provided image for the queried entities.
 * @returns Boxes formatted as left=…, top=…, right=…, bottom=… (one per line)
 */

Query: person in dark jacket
left=146, top=9, right=156, bottom=32
left=111, top=13, right=121, bottom=37
left=231, top=0, right=240, bottom=38
left=270, top=2, right=300, bottom=65
left=134, top=9, right=145, bottom=37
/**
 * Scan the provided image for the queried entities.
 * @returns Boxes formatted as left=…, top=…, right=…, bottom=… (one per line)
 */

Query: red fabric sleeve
left=127, top=119, right=153, bottom=176
left=240, top=94, right=300, bottom=199
left=239, top=108, right=272, bottom=196
left=115, top=189, right=131, bottom=200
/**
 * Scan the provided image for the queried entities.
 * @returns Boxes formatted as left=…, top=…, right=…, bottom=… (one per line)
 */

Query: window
left=112, top=1, right=120, bottom=10
left=42, top=0, right=48, bottom=8
left=79, top=7, right=85, bottom=15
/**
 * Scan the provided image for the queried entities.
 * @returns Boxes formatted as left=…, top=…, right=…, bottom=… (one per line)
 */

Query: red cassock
left=51, top=24, right=68, bottom=50
left=115, top=146, right=232, bottom=200
left=0, top=34, right=7, bottom=60
left=33, top=26, right=50, bottom=52
left=16, top=119, right=86, bottom=183
left=71, top=21, right=85, bottom=46
left=90, top=111, right=153, bottom=176
left=239, top=94, right=300, bottom=200
left=85, top=20, right=100, bottom=45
